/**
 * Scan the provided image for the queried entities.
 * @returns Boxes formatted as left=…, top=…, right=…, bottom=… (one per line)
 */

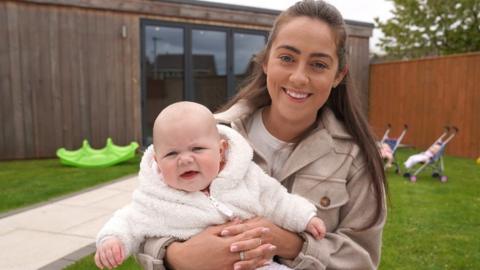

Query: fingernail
left=221, top=230, right=229, bottom=236
left=234, top=265, right=241, bottom=270
left=230, top=245, right=238, bottom=252
left=269, top=245, right=277, bottom=251
left=261, top=227, right=270, bottom=233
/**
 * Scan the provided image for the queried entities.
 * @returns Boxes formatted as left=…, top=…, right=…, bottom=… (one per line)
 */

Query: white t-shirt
left=247, top=109, right=294, bottom=179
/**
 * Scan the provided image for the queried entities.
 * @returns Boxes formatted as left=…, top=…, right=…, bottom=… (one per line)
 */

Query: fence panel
left=369, top=53, right=480, bottom=158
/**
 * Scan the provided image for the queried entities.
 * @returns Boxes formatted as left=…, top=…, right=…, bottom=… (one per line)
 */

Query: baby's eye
left=165, top=151, right=177, bottom=157
left=192, top=147, right=206, bottom=152
left=279, top=55, right=294, bottom=63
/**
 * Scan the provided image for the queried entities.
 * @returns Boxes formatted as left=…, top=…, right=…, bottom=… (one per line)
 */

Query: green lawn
left=0, top=154, right=141, bottom=214
left=379, top=148, right=480, bottom=269
left=67, top=256, right=140, bottom=270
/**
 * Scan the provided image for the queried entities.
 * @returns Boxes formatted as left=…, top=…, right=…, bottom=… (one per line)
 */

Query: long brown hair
left=220, top=0, right=387, bottom=228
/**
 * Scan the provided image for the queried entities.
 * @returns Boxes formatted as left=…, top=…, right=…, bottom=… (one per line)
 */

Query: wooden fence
left=369, top=52, right=480, bottom=158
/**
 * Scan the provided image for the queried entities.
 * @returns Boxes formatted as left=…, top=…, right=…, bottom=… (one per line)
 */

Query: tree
left=374, top=0, right=480, bottom=60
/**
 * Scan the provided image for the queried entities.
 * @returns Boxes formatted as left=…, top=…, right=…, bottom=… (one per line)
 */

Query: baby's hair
left=152, top=102, right=220, bottom=150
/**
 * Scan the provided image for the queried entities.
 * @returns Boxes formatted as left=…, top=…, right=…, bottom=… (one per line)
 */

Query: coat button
left=320, top=196, right=331, bottom=207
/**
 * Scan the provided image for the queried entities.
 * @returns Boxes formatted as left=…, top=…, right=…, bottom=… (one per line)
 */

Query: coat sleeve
left=251, top=163, right=317, bottom=233
left=96, top=186, right=163, bottom=257
left=135, top=236, right=178, bottom=270
left=279, top=165, right=386, bottom=270
left=96, top=204, right=146, bottom=257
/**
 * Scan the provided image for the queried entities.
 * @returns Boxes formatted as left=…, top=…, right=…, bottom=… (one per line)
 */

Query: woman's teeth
left=285, top=89, right=309, bottom=99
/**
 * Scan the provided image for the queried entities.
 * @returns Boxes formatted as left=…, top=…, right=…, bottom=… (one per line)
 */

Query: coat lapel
left=276, top=129, right=333, bottom=182
left=215, top=104, right=352, bottom=183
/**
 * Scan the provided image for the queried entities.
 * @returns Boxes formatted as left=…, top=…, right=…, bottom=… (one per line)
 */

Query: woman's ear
left=262, top=56, right=269, bottom=75
left=262, top=62, right=268, bottom=75
left=333, top=65, right=348, bottom=88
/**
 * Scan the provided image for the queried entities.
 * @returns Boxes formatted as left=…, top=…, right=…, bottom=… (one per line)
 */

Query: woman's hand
left=165, top=222, right=235, bottom=270
left=165, top=219, right=274, bottom=270
left=222, top=217, right=304, bottom=269
left=223, top=221, right=276, bottom=270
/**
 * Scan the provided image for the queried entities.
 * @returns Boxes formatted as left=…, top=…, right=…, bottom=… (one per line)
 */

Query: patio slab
left=0, top=176, right=138, bottom=270
left=0, top=229, right=93, bottom=270
left=0, top=203, right=110, bottom=233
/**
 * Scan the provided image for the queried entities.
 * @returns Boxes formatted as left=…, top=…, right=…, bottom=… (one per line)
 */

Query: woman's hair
left=220, top=0, right=387, bottom=228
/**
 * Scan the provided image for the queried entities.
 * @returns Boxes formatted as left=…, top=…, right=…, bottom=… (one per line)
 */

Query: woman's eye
left=279, top=55, right=294, bottom=63
left=312, top=62, right=327, bottom=70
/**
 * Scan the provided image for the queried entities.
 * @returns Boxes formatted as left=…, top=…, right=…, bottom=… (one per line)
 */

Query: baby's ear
left=152, top=153, right=162, bottom=173
left=219, top=139, right=228, bottom=155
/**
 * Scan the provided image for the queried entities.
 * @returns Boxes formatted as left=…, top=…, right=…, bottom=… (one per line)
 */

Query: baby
left=404, top=142, right=442, bottom=169
left=378, top=142, right=394, bottom=168
left=95, top=101, right=325, bottom=269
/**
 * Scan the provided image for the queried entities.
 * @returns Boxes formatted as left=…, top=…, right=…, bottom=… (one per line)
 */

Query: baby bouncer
left=403, top=126, right=459, bottom=183
left=379, top=124, right=408, bottom=173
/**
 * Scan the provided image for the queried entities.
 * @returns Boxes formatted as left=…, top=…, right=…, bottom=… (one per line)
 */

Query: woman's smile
left=282, top=87, right=312, bottom=102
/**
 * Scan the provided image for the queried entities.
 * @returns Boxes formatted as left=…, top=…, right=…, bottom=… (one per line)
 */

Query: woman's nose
left=289, top=64, right=309, bottom=86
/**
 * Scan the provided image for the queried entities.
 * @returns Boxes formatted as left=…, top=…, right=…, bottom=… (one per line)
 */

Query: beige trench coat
left=136, top=103, right=386, bottom=270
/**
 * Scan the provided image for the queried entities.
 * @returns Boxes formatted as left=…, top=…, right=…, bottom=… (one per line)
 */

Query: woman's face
left=263, top=16, right=345, bottom=125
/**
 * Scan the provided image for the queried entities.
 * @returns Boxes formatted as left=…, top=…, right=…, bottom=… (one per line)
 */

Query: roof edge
left=160, top=0, right=374, bottom=28
left=157, top=0, right=281, bottom=15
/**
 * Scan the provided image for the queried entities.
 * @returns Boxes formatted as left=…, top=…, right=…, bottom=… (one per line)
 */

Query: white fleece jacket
left=96, top=125, right=317, bottom=256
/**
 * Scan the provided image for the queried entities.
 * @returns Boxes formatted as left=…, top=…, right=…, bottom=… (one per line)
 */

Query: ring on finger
left=240, top=251, right=245, bottom=261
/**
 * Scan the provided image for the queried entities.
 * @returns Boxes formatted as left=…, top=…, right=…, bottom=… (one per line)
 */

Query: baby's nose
left=178, top=154, right=193, bottom=166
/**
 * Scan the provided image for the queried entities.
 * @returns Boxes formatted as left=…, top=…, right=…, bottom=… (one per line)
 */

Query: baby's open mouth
left=180, top=171, right=199, bottom=179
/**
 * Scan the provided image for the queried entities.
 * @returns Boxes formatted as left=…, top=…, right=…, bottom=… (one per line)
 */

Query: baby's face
left=154, top=121, right=224, bottom=192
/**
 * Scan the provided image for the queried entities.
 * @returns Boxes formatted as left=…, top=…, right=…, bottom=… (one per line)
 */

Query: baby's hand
left=94, top=237, right=125, bottom=269
left=306, top=217, right=326, bottom=240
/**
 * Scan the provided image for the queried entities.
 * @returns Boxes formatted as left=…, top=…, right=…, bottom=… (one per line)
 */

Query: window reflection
left=192, top=30, right=227, bottom=112
left=144, top=26, right=184, bottom=145
left=234, top=33, right=266, bottom=88
left=141, top=24, right=267, bottom=145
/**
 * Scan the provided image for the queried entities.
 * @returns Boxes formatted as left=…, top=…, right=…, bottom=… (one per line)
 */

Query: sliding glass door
left=141, top=20, right=266, bottom=145
left=192, top=29, right=227, bottom=111
left=143, top=25, right=184, bottom=145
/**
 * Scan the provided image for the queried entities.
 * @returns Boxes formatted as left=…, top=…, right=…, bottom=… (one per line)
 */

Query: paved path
left=0, top=176, right=138, bottom=270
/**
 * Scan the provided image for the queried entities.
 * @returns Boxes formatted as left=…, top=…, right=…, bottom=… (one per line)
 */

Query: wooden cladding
left=369, top=53, right=480, bottom=158
left=0, top=0, right=373, bottom=160
left=0, top=2, right=142, bottom=159
left=11, top=0, right=277, bottom=29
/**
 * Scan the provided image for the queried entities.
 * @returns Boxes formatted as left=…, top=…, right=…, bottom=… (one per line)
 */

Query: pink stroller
left=403, top=126, right=459, bottom=183
left=379, top=124, right=408, bottom=173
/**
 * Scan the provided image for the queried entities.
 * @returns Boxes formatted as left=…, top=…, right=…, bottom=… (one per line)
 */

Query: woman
left=137, top=1, right=387, bottom=269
